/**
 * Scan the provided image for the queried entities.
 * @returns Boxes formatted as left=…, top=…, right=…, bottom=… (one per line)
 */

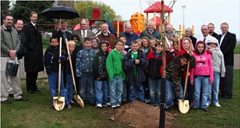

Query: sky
left=93, top=0, right=240, bottom=41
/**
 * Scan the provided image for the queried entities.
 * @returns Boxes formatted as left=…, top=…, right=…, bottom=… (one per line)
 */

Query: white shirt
left=219, top=33, right=227, bottom=46
left=197, top=35, right=215, bottom=43
left=31, top=21, right=36, bottom=27
left=81, top=29, right=87, bottom=38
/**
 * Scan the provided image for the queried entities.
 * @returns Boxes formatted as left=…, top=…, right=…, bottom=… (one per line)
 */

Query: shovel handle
left=65, top=39, right=78, bottom=94
left=183, top=61, right=190, bottom=100
left=57, top=37, right=62, bottom=98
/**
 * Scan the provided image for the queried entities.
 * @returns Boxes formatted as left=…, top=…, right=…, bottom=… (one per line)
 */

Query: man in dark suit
left=218, top=22, right=236, bottom=99
left=22, top=12, right=44, bottom=94
left=52, top=21, right=72, bottom=50
left=73, top=19, right=95, bottom=43
left=208, top=23, right=219, bottom=39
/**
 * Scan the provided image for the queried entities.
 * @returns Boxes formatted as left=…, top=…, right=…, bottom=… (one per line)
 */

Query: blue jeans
left=208, top=73, right=220, bottom=104
left=47, top=72, right=68, bottom=106
left=194, top=76, right=209, bottom=109
left=165, top=80, right=183, bottom=108
left=66, top=74, right=74, bottom=102
left=109, top=76, right=123, bottom=106
left=148, top=78, right=161, bottom=106
left=128, top=79, right=145, bottom=102
left=95, top=80, right=108, bottom=105
left=79, top=74, right=95, bottom=105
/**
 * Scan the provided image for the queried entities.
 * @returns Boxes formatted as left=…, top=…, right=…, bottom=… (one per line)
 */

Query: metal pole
left=159, top=0, right=166, bottom=128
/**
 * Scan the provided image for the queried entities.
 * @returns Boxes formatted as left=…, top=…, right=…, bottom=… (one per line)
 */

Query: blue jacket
left=123, top=50, right=148, bottom=85
left=120, top=32, right=139, bottom=46
left=76, top=48, right=96, bottom=77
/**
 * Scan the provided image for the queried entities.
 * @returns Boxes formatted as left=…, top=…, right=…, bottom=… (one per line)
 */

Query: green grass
left=1, top=78, right=129, bottom=128
left=172, top=70, right=240, bottom=128
left=234, top=45, right=240, bottom=54
left=1, top=71, right=240, bottom=128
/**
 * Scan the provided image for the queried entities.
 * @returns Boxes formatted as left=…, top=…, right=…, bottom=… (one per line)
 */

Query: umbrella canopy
left=144, top=1, right=173, bottom=13
left=41, top=6, right=79, bottom=19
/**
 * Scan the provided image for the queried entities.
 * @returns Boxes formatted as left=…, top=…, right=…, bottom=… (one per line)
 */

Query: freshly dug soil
left=108, top=101, right=179, bottom=128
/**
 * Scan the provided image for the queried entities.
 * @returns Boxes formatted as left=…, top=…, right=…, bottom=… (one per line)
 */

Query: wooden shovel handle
left=183, top=61, right=190, bottom=100
left=58, top=37, right=62, bottom=98
left=65, top=39, right=78, bottom=94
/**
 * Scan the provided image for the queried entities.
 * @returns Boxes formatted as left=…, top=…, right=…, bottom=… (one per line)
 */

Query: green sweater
left=106, top=49, right=125, bottom=81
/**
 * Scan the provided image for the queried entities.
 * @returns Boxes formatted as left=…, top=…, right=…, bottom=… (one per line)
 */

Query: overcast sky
left=94, top=0, right=240, bottom=40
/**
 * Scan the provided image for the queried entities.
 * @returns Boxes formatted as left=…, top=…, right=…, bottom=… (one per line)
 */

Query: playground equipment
left=129, top=12, right=145, bottom=35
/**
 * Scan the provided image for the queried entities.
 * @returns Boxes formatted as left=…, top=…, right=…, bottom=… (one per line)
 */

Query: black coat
left=22, top=23, right=43, bottom=72
left=92, top=51, right=109, bottom=81
left=123, top=50, right=148, bottom=85
left=52, top=30, right=72, bottom=50
left=218, top=32, right=237, bottom=66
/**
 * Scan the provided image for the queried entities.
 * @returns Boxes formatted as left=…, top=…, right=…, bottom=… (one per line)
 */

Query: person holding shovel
left=44, top=37, right=70, bottom=109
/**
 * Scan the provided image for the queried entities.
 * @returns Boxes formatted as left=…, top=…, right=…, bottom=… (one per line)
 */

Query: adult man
left=22, top=12, right=43, bottom=94
left=1, top=14, right=28, bottom=104
left=52, top=21, right=72, bottom=50
left=140, top=20, right=161, bottom=40
left=185, top=27, right=197, bottom=47
left=97, top=22, right=116, bottom=49
left=73, top=19, right=95, bottom=43
left=165, top=24, right=175, bottom=40
left=218, top=22, right=236, bottom=99
left=120, top=24, right=139, bottom=50
left=198, top=25, right=215, bottom=43
left=208, top=23, right=219, bottom=39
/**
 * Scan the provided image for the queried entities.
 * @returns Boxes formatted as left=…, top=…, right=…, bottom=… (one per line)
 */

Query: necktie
left=82, top=30, right=85, bottom=39
left=203, top=37, right=206, bottom=43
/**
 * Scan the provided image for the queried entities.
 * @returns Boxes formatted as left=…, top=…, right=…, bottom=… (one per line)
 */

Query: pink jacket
left=190, top=51, right=214, bottom=83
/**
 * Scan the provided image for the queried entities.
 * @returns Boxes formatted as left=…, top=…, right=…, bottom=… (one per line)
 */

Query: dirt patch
left=108, top=101, right=180, bottom=128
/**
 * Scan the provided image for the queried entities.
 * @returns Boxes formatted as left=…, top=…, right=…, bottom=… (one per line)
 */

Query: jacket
left=93, top=51, right=109, bottom=81
left=120, top=32, right=139, bottom=46
left=147, top=50, right=166, bottom=80
left=97, top=32, right=116, bottom=49
left=76, top=48, right=96, bottom=77
left=52, top=30, right=72, bottom=50
left=190, top=41, right=214, bottom=82
left=1, top=24, right=20, bottom=57
left=22, top=23, right=43, bottom=72
left=206, top=37, right=226, bottom=77
left=106, top=49, right=125, bottom=81
left=139, top=29, right=161, bottom=40
left=123, top=50, right=148, bottom=85
left=72, top=29, right=95, bottom=43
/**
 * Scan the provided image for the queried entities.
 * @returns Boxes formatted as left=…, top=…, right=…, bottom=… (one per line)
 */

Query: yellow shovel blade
left=53, top=96, right=65, bottom=111
left=178, top=99, right=190, bottom=114
left=74, top=95, right=84, bottom=108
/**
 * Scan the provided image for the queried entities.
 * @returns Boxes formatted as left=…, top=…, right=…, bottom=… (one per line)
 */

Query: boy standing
left=106, top=39, right=125, bottom=109
left=76, top=37, right=96, bottom=105
left=123, top=41, right=148, bottom=102
left=147, top=42, right=165, bottom=107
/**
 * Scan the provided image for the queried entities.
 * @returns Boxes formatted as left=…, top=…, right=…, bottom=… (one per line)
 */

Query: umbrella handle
left=58, top=37, right=62, bottom=98
left=65, top=39, right=78, bottom=95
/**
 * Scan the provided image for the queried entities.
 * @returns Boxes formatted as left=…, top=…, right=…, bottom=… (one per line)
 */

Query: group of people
left=1, top=12, right=236, bottom=113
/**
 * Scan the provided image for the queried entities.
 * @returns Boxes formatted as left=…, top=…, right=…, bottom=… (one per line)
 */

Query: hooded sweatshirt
left=190, top=41, right=214, bottom=82
left=206, top=37, right=226, bottom=77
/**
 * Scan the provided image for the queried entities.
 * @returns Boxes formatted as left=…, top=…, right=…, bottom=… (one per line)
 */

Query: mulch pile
left=108, top=101, right=180, bottom=128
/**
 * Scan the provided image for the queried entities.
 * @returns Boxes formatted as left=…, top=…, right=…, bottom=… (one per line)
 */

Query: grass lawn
left=1, top=70, right=240, bottom=128
left=234, top=45, right=240, bottom=54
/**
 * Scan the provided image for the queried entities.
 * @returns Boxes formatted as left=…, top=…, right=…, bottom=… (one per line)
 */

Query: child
left=106, top=39, right=125, bottom=109
left=123, top=40, right=148, bottom=102
left=141, top=37, right=151, bottom=57
left=165, top=53, right=190, bottom=110
left=118, top=35, right=128, bottom=54
left=93, top=41, right=109, bottom=108
left=76, top=37, right=96, bottom=105
left=91, top=37, right=99, bottom=53
left=44, top=37, right=70, bottom=109
left=65, top=41, right=76, bottom=108
left=206, top=37, right=225, bottom=107
left=136, top=39, right=143, bottom=51
left=149, top=39, right=156, bottom=51
left=173, top=39, right=180, bottom=52
left=166, top=39, right=177, bottom=65
left=147, top=42, right=165, bottom=107
left=72, top=34, right=83, bottom=52
left=190, top=41, right=214, bottom=112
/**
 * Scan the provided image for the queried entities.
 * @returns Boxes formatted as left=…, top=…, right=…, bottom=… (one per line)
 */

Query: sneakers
left=116, top=104, right=121, bottom=108
left=1, top=100, right=12, bottom=104
left=103, top=103, right=111, bottom=107
left=214, top=103, right=221, bottom=107
left=201, top=108, right=208, bottom=112
left=14, top=97, right=28, bottom=101
left=111, top=105, right=117, bottom=109
left=206, top=103, right=209, bottom=107
left=96, top=104, right=103, bottom=108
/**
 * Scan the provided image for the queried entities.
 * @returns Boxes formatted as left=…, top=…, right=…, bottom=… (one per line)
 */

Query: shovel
left=178, top=61, right=190, bottom=114
left=53, top=37, right=65, bottom=111
left=65, top=39, right=84, bottom=108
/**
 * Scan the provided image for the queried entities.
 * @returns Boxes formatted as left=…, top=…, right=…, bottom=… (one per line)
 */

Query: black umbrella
left=41, top=6, right=79, bottom=19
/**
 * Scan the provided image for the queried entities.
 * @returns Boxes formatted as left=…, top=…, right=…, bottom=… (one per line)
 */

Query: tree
left=71, top=1, right=121, bottom=27
left=1, top=0, right=10, bottom=24
left=10, top=1, right=54, bottom=24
